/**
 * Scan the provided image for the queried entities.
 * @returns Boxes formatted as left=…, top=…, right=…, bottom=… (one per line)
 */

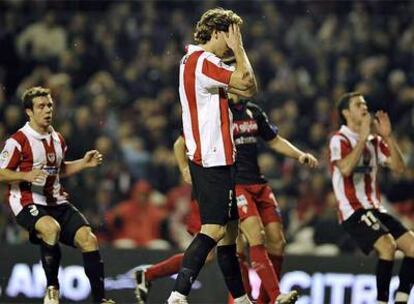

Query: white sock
left=233, top=294, right=252, bottom=304
left=395, top=291, right=409, bottom=302
left=167, top=291, right=187, bottom=303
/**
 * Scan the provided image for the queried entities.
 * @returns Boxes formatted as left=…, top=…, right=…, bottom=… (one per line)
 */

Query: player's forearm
left=228, top=85, right=256, bottom=98
left=0, top=169, right=27, bottom=183
left=269, top=136, right=304, bottom=160
left=335, top=139, right=366, bottom=177
left=60, top=159, right=86, bottom=178
left=173, top=136, right=188, bottom=172
left=232, top=47, right=257, bottom=93
left=383, top=136, right=406, bottom=173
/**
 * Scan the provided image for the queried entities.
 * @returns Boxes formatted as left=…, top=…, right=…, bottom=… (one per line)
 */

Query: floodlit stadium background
left=0, top=1, right=413, bottom=303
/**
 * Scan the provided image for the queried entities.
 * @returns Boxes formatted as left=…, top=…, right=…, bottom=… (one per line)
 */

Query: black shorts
left=342, top=208, right=408, bottom=255
left=15, top=203, right=90, bottom=247
left=189, top=161, right=238, bottom=226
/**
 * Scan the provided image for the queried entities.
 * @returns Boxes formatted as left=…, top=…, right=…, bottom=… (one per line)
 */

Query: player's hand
left=181, top=166, right=192, bottom=184
left=82, top=150, right=103, bottom=168
left=298, top=153, right=319, bottom=168
left=25, top=169, right=48, bottom=184
left=373, top=111, right=392, bottom=139
left=359, top=113, right=371, bottom=141
left=221, top=24, right=243, bottom=51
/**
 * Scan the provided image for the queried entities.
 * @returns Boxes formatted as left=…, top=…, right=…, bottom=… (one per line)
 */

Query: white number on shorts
left=361, top=211, right=379, bottom=228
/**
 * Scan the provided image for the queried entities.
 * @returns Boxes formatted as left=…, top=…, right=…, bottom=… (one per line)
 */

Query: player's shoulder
left=10, top=129, right=29, bottom=146
left=329, top=130, right=351, bottom=145
left=53, top=131, right=66, bottom=145
left=246, top=101, right=262, bottom=112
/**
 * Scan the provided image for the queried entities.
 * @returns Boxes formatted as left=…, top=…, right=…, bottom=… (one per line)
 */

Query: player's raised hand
left=298, top=153, right=319, bottom=168
left=374, top=111, right=392, bottom=138
left=221, top=23, right=243, bottom=51
left=360, top=113, right=372, bottom=140
left=82, top=150, right=103, bottom=168
left=25, top=168, right=48, bottom=184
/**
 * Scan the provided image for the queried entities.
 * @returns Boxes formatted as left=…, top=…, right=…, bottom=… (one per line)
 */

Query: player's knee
left=36, top=217, right=61, bottom=241
left=376, top=235, right=397, bottom=258
left=401, top=238, right=414, bottom=257
left=74, top=227, right=98, bottom=251
left=201, top=225, right=226, bottom=242
left=244, top=228, right=265, bottom=246
left=211, top=227, right=226, bottom=242
left=267, top=236, right=286, bottom=254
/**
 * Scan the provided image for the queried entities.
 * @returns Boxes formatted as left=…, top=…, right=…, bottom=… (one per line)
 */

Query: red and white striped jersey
left=0, top=123, right=68, bottom=215
left=179, top=44, right=235, bottom=167
left=329, top=125, right=390, bottom=222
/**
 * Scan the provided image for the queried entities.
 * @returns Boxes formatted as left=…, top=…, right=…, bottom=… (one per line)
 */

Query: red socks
left=257, top=253, right=284, bottom=303
left=145, top=253, right=184, bottom=281
left=269, top=254, right=284, bottom=280
left=250, top=245, right=280, bottom=302
left=237, top=251, right=252, bottom=298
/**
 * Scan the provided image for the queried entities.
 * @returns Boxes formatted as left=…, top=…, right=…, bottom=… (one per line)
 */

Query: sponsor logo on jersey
left=233, top=120, right=258, bottom=136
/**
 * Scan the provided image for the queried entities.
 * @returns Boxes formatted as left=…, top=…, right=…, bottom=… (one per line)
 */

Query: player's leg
left=257, top=185, right=297, bottom=304
left=376, top=212, right=414, bottom=304
left=373, top=234, right=396, bottom=304
left=265, top=222, right=286, bottom=279
left=135, top=200, right=207, bottom=304
left=168, top=224, right=220, bottom=303
left=15, top=204, right=61, bottom=303
left=256, top=222, right=286, bottom=304
left=259, top=186, right=286, bottom=279
left=237, top=185, right=281, bottom=303
left=36, top=216, right=62, bottom=290
left=74, top=226, right=107, bottom=303
left=395, top=231, right=414, bottom=304
left=58, top=204, right=113, bottom=304
left=236, top=233, right=252, bottom=299
left=343, top=209, right=396, bottom=304
left=168, top=163, right=227, bottom=304
left=218, top=219, right=251, bottom=304
left=239, top=216, right=280, bottom=303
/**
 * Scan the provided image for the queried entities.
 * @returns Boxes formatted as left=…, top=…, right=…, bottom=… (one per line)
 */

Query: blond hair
left=22, top=86, right=51, bottom=110
left=194, top=8, right=243, bottom=44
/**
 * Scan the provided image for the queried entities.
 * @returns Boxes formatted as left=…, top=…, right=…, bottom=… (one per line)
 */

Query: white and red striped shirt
left=0, top=123, right=68, bottom=215
left=329, top=125, right=390, bottom=222
left=179, top=44, right=235, bottom=167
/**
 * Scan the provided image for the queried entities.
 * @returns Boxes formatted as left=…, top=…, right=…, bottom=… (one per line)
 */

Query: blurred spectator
left=104, top=180, right=168, bottom=248
left=16, top=11, right=67, bottom=63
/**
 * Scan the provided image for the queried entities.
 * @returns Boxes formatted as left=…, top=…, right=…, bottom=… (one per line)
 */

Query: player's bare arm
left=173, top=136, right=191, bottom=184
left=223, top=24, right=257, bottom=96
left=0, top=168, right=47, bottom=184
left=60, top=150, right=103, bottom=178
left=373, top=111, right=405, bottom=174
left=268, top=135, right=318, bottom=168
left=335, top=114, right=371, bottom=177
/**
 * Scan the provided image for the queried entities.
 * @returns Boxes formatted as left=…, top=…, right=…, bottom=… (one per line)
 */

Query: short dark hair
left=337, top=92, right=362, bottom=125
left=194, top=8, right=242, bottom=44
left=22, top=86, right=51, bottom=110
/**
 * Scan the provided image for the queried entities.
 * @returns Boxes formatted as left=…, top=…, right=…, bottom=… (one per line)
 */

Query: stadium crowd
left=0, top=0, right=413, bottom=254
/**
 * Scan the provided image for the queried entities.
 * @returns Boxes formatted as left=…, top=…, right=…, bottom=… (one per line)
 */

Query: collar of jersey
left=186, top=44, right=207, bottom=54
left=23, top=122, right=54, bottom=140
left=340, top=124, right=374, bottom=141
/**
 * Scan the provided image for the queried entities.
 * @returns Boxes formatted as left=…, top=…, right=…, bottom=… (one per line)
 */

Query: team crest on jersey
left=47, top=153, right=56, bottom=163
